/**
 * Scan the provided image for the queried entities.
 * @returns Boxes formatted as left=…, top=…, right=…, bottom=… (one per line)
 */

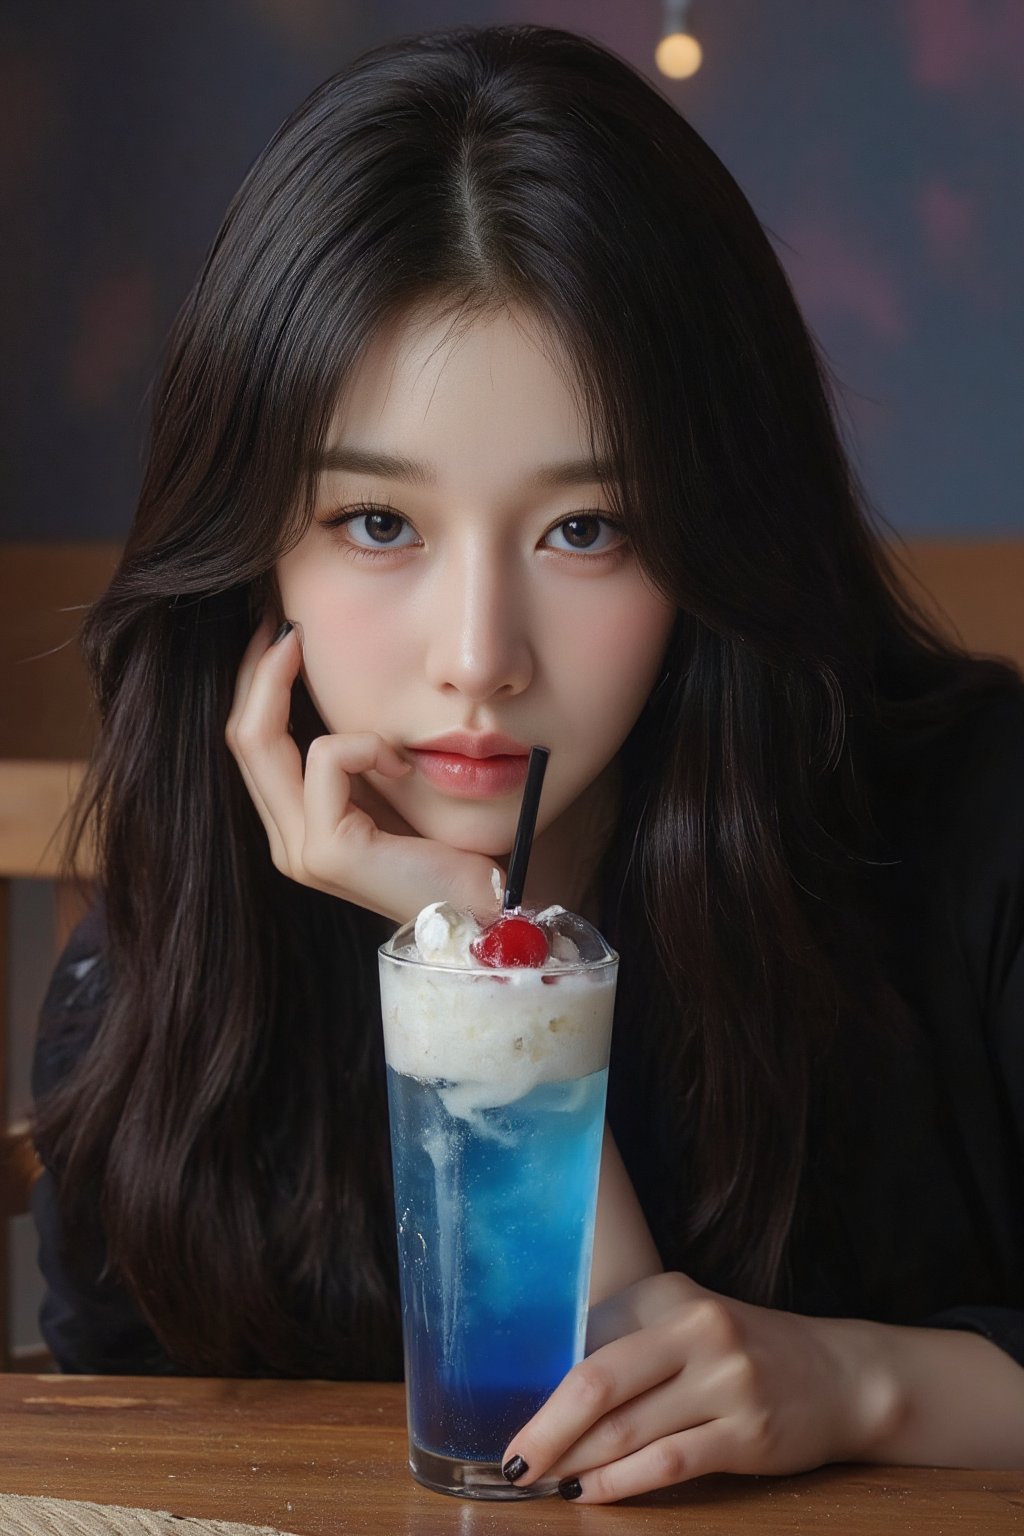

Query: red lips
left=406, top=731, right=532, bottom=799
left=409, top=731, right=530, bottom=759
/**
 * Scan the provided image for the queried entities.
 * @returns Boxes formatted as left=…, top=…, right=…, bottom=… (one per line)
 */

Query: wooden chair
left=892, top=537, right=1024, bottom=674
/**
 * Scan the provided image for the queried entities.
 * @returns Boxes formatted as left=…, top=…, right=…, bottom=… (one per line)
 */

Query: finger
left=347, top=768, right=422, bottom=837
left=352, top=831, right=504, bottom=924
left=234, top=752, right=290, bottom=871
left=226, top=613, right=278, bottom=729
left=503, top=1321, right=683, bottom=1487
left=302, top=734, right=504, bottom=922
left=226, top=617, right=291, bottom=861
left=557, top=1420, right=723, bottom=1504
left=547, top=1369, right=706, bottom=1482
left=302, top=732, right=410, bottom=883
left=587, top=1271, right=705, bottom=1353
left=228, top=624, right=308, bottom=866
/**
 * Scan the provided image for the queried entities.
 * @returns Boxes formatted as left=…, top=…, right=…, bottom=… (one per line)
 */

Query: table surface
left=0, top=1374, right=1021, bottom=1534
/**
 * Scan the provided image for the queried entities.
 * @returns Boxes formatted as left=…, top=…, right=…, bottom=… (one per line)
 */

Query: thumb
left=373, top=835, right=505, bottom=927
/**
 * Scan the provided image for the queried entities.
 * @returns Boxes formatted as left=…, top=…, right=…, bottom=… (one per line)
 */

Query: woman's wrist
left=811, top=1313, right=1024, bottom=1468
left=807, top=1314, right=908, bottom=1461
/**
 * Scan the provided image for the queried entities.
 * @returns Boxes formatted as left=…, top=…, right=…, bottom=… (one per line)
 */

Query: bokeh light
left=655, top=31, right=703, bottom=79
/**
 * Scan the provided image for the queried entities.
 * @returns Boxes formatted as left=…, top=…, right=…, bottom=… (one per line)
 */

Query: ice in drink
left=379, top=901, right=617, bottom=1499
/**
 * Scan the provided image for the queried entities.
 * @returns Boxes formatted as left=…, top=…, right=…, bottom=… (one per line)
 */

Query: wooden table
left=0, top=1374, right=1020, bottom=1533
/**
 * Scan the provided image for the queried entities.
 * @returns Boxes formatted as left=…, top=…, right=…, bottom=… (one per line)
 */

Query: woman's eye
left=337, top=507, right=418, bottom=549
left=543, top=514, right=623, bottom=554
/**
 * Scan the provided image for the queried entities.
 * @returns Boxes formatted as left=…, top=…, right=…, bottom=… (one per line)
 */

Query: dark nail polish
left=273, top=621, right=293, bottom=644
left=501, top=1454, right=528, bottom=1483
left=558, top=1478, right=583, bottom=1501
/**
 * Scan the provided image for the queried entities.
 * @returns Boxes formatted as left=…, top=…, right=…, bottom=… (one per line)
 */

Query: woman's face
left=276, top=302, right=675, bottom=865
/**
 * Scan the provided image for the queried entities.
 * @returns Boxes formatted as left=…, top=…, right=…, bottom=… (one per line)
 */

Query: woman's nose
left=423, top=544, right=533, bottom=702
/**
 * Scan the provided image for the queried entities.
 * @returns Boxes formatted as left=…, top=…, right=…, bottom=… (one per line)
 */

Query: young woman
left=33, top=23, right=1024, bottom=1501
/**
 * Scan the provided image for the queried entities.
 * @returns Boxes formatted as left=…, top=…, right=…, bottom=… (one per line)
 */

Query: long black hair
left=37, top=23, right=1016, bottom=1375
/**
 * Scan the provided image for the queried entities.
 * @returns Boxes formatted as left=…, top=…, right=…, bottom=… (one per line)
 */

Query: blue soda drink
left=379, top=904, right=618, bottom=1499
left=387, top=1064, right=607, bottom=1460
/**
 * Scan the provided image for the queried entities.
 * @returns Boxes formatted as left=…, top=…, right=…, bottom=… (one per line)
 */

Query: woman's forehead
left=323, top=300, right=603, bottom=471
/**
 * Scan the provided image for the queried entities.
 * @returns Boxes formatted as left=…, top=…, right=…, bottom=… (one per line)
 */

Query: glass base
left=409, top=1443, right=557, bottom=1500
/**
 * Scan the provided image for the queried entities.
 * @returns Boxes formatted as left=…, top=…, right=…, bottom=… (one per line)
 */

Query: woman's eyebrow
left=314, top=445, right=613, bottom=488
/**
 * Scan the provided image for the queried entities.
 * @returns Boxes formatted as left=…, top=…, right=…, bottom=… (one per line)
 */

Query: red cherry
left=471, top=915, right=549, bottom=968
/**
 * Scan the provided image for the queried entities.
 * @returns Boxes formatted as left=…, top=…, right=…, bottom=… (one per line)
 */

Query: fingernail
left=558, top=1478, right=582, bottom=1501
left=273, top=621, right=293, bottom=644
left=501, top=1455, right=528, bottom=1483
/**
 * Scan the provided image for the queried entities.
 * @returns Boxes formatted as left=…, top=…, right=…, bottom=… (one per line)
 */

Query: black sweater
left=31, top=688, right=1024, bottom=1376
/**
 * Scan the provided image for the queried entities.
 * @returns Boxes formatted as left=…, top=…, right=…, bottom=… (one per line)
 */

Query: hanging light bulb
left=655, top=0, right=703, bottom=79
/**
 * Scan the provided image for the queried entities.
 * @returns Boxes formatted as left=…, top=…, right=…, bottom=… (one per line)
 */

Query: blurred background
left=5, top=0, right=1024, bottom=546
left=1, top=0, right=1022, bottom=1362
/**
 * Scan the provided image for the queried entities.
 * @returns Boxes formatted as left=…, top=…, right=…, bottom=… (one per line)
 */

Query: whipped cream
left=413, top=901, right=482, bottom=967
left=408, top=900, right=581, bottom=970
left=379, top=901, right=617, bottom=1119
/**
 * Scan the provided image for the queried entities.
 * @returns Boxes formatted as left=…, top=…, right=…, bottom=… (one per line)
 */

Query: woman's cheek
left=288, top=573, right=410, bottom=731
left=557, top=587, right=673, bottom=733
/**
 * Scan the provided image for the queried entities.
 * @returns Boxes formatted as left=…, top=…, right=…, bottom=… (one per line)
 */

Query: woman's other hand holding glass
left=503, top=1270, right=901, bottom=1502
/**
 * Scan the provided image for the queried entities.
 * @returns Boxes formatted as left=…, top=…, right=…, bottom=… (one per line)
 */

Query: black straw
left=503, top=746, right=550, bottom=911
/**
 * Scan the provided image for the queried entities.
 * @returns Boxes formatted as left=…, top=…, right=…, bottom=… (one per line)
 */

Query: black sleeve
left=918, top=692, right=1024, bottom=1368
left=922, top=899, right=1024, bottom=1366
left=31, top=906, right=174, bottom=1375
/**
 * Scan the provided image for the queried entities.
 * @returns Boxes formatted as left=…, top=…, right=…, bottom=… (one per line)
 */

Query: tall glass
left=378, top=914, right=618, bottom=1499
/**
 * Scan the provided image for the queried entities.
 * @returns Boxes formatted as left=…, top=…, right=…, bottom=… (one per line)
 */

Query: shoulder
left=933, top=680, right=1024, bottom=805
left=879, top=678, right=1024, bottom=874
left=33, top=900, right=110, bottom=1104
left=930, top=681, right=1024, bottom=937
left=873, top=677, right=1024, bottom=1018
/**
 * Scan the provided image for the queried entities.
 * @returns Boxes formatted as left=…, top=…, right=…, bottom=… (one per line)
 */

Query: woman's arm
left=32, top=1166, right=172, bottom=1375
left=32, top=913, right=173, bottom=1375
left=589, top=1127, right=663, bottom=1305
